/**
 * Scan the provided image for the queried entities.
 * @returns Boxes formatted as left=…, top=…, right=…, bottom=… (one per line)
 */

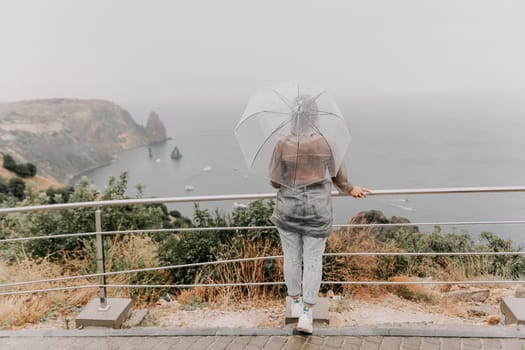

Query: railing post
left=95, top=208, right=110, bottom=311
left=76, top=207, right=131, bottom=328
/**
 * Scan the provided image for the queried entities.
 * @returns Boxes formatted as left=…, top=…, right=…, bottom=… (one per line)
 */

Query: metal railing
left=1, top=186, right=524, bottom=308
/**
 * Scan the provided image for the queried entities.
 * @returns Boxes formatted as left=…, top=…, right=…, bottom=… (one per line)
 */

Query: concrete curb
left=0, top=325, right=523, bottom=339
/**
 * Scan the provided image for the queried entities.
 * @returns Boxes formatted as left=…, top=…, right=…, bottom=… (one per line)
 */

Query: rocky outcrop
left=0, top=99, right=167, bottom=183
left=445, top=289, right=490, bottom=303
left=145, top=111, right=168, bottom=144
left=345, top=209, right=419, bottom=241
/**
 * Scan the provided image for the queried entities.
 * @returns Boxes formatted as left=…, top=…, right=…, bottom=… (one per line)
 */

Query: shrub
left=479, top=231, right=525, bottom=279
left=7, top=177, right=25, bottom=200
left=2, top=154, right=16, bottom=172
left=387, top=276, right=434, bottom=303
left=156, top=200, right=283, bottom=301
left=13, top=163, right=36, bottom=178
left=45, top=186, right=75, bottom=204
left=0, top=176, right=8, bottom=194
left=1, top=154, right=37, bottom=178
left=324, top=230, right=386, bottom=297
left=7, top=173, right=167, bottom=263
left=1, top=172, right=187, bottom=304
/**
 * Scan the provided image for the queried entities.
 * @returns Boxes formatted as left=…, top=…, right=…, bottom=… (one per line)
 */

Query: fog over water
left=75, top=94, right=525, bottom=246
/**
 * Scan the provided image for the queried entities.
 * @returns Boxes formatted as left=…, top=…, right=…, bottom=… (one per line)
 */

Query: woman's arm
left=332, top=164, right=353, bottom=193
left=332, top=164, right=370, bottom=198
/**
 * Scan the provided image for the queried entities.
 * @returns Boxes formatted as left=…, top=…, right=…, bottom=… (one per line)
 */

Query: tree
left=45, top=186, right=75, bottom=204
left=2, top=154, right=16, bottom=172
left=1, top=154, right=38, bottom=178
left=7, top=177, right=25, bottom=200
left=0, top=176, right=8, bottom=194
left=19, top=163, right=37, bottom=177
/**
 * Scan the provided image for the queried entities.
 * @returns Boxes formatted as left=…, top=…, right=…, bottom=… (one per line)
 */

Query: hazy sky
left=1, top=0, right=524, bottom=105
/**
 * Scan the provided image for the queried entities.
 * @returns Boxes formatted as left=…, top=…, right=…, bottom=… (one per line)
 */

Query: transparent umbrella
left=234, top=81, right=351, bottom=188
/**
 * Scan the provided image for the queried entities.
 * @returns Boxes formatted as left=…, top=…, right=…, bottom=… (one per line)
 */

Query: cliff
left=0, top=99, right=167, bottom=183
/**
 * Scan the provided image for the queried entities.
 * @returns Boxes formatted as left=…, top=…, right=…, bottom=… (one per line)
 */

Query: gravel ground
left=15, top=285, right=518, bottom=331
left=139, top=286, right=515, bottom=329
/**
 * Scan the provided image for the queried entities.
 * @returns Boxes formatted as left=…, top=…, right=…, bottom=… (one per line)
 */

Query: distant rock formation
left=0, top=99, right=168, bottom=183
left=170, top=146, right=182, bottom=160
left=145, top=111, right=168, bottom=144
left=344, top=209, right=419, bottom=242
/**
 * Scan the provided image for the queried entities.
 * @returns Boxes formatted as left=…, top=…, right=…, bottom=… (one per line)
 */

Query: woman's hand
left=349, top=186, right=370, bottom=198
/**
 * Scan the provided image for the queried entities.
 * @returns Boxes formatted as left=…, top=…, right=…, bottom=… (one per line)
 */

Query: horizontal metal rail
left=1, top=220, right=524, bottom=244
left=104, top=279, right=525, bottom=287
left=2, top=251, right=524, bottom=291
left=3, top=278, right=524, bottom=297
left=0, top=256, right=282, bottom=289
left=0, top=185, right=524, bottom=215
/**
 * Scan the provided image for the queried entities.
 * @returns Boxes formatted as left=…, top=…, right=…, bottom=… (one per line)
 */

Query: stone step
left=501, top=297, right=525, bottom=325
left=284, top=296, right=330, bottom=325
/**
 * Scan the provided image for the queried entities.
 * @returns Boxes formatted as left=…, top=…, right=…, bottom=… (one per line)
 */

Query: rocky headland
left=0, top=99, right=167, bottom=184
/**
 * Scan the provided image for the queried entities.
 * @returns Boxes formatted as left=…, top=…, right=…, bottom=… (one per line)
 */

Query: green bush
left=375, top=224, right=523, bottom=280
left=479, top=231, right=525, bottom=279
left=2, top=154, right=37, bottom=178
left=5, top=172, right=167, bottom=262
left=45, top=186, right=75, bottom=204
left=7, top=177, right=25, bottom=200
left=0, top=176, right=8, bottom=194
left=2, top=154, right=16, bottom=172
left=156, top=200, right=281, bottom=293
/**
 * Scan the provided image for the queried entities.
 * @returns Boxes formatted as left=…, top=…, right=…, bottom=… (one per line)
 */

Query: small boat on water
left=184, top=185, right=195, bottom=191
left=233, top=201, right=248, bottom=209
left=202, top=166, right=212, bottom=172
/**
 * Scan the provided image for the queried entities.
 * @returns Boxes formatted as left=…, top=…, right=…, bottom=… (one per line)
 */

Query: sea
left=72, top=94, right=525, bottom=247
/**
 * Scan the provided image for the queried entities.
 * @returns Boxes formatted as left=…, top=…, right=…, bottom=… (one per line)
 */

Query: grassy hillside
left=0, top=154, right=63, bottom=192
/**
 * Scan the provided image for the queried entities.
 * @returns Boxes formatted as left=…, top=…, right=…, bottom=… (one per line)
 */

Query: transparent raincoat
left=268, top=95, right=352, bottom=237
left=269, top=94, right=335, bottom=188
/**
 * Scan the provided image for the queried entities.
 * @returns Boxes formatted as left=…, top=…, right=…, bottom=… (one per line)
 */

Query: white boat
left=155, top=158, right=161, bottom=163
left=233, top=201, right=248, bottom=209
left=202, top=166, right=212, bottom=172
left=184, top=185, right=195, bottom=191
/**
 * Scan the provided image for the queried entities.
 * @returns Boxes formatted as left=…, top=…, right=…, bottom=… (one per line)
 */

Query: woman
left=269, top=94, right=369, bottom=334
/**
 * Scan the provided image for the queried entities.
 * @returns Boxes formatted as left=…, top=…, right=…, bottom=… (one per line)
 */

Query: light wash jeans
left=278, top=227, right=326, bottom=306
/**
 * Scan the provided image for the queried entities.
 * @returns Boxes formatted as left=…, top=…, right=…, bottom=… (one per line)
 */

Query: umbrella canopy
left=235, top=81, right=351, bottom=188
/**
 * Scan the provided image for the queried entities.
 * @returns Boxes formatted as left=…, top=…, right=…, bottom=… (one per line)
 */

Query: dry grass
left=0, top=235, right=165, bottom=329
left=0, top=259, right=96, bottom=329
left=324, top=230, right=389, bottom=299
left=1, top=228, right=516, bottom=329
left=104, top=235, right=168, bottom=301
left=193, top=239, right=283, bottom=304
left=386, top=275, right=434, bottom=303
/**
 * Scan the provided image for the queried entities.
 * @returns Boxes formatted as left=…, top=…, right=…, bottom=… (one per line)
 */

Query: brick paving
left=2, top=334, right=525, bottom=350
left=1, top=327, right=524, bottom=350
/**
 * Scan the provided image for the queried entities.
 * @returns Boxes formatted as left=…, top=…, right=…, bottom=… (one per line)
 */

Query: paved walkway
left=1, top=326, right=524, bottom=350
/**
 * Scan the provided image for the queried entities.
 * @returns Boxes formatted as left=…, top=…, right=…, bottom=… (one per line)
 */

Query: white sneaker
left=291, top=298, right=303, bottom=318
left=296, top=307, right=313, bottom=334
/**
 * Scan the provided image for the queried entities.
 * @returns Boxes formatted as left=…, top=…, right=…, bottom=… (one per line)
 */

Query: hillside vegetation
left=0, top=167, right=523, bottom=329
left=0, top=154, right=62, bottom=192
left=0, top=99, right=167, bottom=183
